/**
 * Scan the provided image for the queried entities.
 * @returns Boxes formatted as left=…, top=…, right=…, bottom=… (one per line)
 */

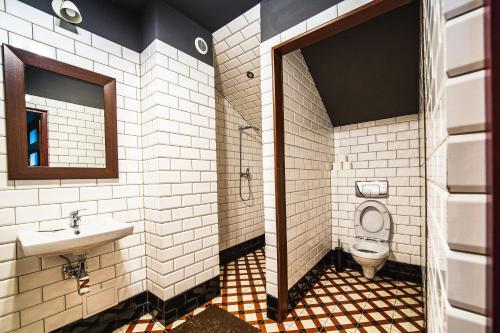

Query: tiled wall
left=423, top=0, right=487, bottom=331
left=215, top=92, right=264, bottom=251
left=212, top=6, right=264, bottom=252
left=283, top=50, right=333, bottom=288
left=25, top=95, right=106, bottom=168
left=261, top=0, right=374, bottom=298
left=213, top=4, right=261, bottom=128
left=140, top=39, right=220, bottom=301
left=331, top=115, right=423, bottom=265
left=0, top=1, right=146, bottom=332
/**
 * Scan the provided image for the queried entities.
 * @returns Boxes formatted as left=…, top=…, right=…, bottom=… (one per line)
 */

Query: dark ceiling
left=302, top=0, right=420, bottom=127
left=111, top=0, right=261, bottom=32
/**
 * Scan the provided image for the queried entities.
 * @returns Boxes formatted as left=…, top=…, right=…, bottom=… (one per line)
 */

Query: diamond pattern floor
left=117, top=248, right=424, bottom=332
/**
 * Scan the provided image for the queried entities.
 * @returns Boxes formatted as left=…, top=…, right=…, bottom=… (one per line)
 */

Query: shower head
left=238, top=125, right=260, bottom=131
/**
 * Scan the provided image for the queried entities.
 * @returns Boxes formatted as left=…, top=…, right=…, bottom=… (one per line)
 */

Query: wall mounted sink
left=18, top=218, right=134, bottom=257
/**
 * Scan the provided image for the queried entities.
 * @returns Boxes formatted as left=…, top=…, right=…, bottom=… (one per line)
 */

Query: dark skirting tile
left=219, top=235, right=265, bottom=266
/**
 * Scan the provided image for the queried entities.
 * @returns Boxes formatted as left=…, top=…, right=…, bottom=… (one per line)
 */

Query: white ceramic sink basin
left=18, top=218, right=134, bottom=257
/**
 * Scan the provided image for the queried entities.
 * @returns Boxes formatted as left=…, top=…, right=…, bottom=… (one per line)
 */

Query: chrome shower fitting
left=238, top=125, right=260, bottom=201
left=238, top=125, right=259, bottom=131
left=241, top=167, right=250, bottom=178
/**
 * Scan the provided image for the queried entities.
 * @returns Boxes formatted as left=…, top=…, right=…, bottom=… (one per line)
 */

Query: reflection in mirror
left=24, top=66, right=106, bottom=168
left=26, top=108, right=48, bottom=166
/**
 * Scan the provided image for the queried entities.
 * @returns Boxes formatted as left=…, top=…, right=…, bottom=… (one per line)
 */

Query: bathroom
left=0, top=0, right=495, bottom=332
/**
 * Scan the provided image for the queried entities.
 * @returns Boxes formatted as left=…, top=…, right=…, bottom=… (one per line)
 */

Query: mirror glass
left=24, top=66, right=106, bottom=168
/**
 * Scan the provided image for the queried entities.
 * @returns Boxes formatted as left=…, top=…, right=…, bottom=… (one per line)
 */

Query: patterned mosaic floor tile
left=119, top=249, right=424, bottom=332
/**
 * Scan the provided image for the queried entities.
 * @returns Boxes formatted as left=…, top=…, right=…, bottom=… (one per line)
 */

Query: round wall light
left=52, top=0, right=82, bottom=25
left=246, top=71, right=255, bottom=79
left=195, top=37, right=208, bottom=55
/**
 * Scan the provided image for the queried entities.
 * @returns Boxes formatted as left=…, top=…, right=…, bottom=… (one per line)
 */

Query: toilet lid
left=354, top=200, right=391, bottom=241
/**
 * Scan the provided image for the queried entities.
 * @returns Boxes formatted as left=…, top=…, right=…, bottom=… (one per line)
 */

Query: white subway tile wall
left=26, top=95, right=106, bottom=168
left=447, top=132, right=486, bottom=193
left=445, top=0, right=488, bottom=322
left=422, top=1, right=450, bottom=331
left=140, top=39, right=220, bottom=301
left=215, top=92, right=264, bottom=251
left=424, top=0, right=487, bottom=331
left=332, top=115, right=423, bottom=266
left=212, top=6, right=264, bottom=252
left=446, top=70, right=486, bottom=134
left=283, top=50, right=333, bottom=288
left=0, top=1, right=146, bottom=331
left=445, top=8, right=485, bottom=77
left=213, top=4, right=261, bottom=128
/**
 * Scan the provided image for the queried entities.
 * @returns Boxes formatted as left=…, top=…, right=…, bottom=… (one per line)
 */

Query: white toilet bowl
left=349, top=239, right=389, bottom=279
left=349, top=200, right=391, bottom=279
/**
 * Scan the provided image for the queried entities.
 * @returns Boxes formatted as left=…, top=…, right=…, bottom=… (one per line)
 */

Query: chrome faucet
left=69, top=209, right=86, bottom=233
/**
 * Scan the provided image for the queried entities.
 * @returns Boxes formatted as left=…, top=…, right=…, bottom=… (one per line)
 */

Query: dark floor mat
left=170, top=305, right=259, bottom=333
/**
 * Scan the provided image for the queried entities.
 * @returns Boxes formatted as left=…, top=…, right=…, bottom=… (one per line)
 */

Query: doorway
left=268, top=1, right=423, bottom=326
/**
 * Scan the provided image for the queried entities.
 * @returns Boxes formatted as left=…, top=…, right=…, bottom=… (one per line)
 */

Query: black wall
left=142, top=0, right=213, bottom=65
left=19, top=0, right=143, bottom=52
left=162, top=0, right=260, bottom=32
left=260, top=0, right=342, bottom=41
left=19, top=0, right=213, bottom=65
left=302, top=0, right=420, bottom=126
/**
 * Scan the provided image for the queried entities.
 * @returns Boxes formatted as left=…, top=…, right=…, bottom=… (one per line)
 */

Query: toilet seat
left=349, top=239, right=389, bottom=260
left=354, top=200, right=391, bottom=242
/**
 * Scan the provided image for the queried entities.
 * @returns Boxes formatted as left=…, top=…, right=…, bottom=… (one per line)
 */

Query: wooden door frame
left=486, top=0, right=499, bottom=331
left=270, top=0, right=414, bottom=322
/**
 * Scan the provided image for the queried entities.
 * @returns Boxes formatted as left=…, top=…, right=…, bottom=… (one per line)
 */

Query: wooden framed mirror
left=2, top=44, right=118, bottom=179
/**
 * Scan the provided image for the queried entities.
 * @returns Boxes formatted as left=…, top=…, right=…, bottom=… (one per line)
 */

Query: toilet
left=349, top=200, right=391, bottom=279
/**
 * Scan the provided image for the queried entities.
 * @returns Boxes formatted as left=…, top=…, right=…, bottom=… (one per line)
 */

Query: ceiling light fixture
left=52, top=0, right=82, bottom=25
left=195, top=37, right=208, bottom=55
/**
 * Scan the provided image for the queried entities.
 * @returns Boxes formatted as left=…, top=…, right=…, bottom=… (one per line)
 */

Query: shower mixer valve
left=241, top=167, right=250, bottom=178
left=238, top=125, right=259, bottom=201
